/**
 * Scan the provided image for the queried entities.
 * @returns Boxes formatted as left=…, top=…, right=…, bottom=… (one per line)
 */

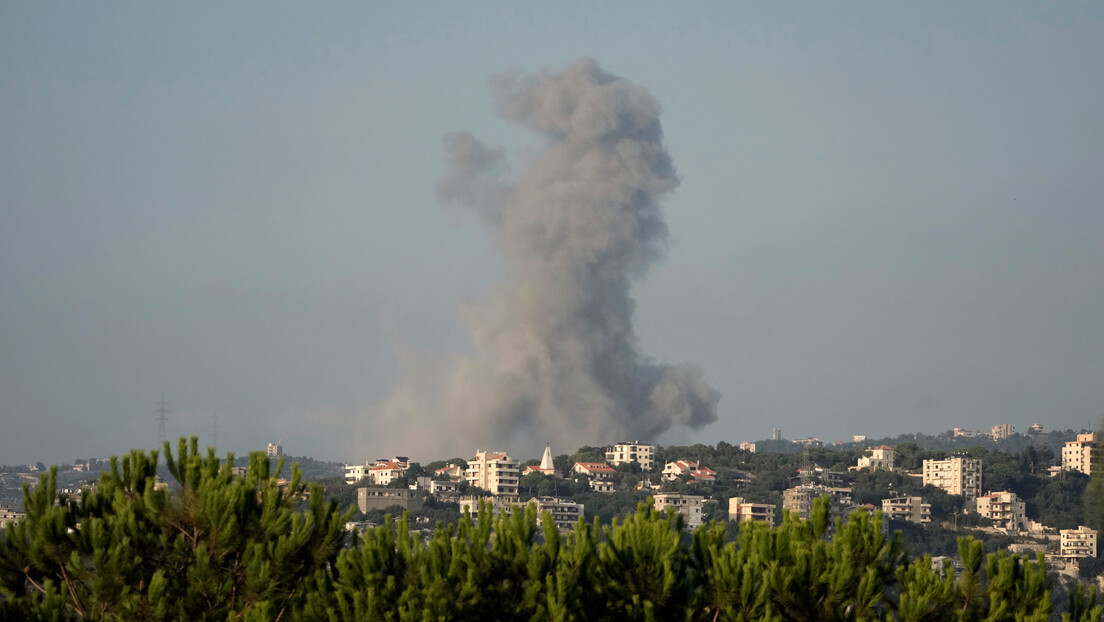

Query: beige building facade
left=653, top=493, right=704, bottom=529
left=465, top=450, right=520, bottom=500
left=922, top=456, right=982, bottom=500
left=606, top=441, right=655, bottom=471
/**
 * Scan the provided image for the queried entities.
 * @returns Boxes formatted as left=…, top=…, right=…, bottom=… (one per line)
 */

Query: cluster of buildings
left=339, top=431, right=1102, bottom=560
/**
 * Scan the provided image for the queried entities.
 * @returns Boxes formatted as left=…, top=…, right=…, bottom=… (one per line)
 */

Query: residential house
left=573, top=462, right=617, bottom=493
left=357, top=487, right=425, bottom=513
left=606, top=441, right=655, bottom=471
left=782, top=484, right=853, bottom=521
left=857, top=445, right=895, bottom=472
left=728, top=497, right=775, bottom=525
left=1063, top=433, right=1095, bottom=475
left=975, top=491, right=1026, bottom=532
left=368, top=460, right=408, bottom=486
left=0, top=507, right=24, bottom=529
left=465, top=450, right=520, bottom=500
left=881, top=495, right=931, bottom=524
left=922, top=456, right=982, bottom=500
left=530, top=497, right=585, bottom=532
left=653, top=493, right=704, bottom=529
left=1060, top=526, right=1098, bottom=559
left=345, top=456, right=410, bottom=485
left=434, top=463, right=465, bottom=482
left=661, top=460, right=716, bottom=483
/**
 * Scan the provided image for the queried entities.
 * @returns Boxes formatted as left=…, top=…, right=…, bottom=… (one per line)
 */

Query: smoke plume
left=374, top=58, right=719, bottom=457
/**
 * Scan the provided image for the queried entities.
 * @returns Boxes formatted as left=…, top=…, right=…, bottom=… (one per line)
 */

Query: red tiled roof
left=370, top=461, right=404, bottom=471
left=575, top=462, right=616, bottom=473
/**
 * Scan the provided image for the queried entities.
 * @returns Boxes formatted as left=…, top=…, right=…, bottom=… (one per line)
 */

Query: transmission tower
left=799, top=446, right=814, bottom=488
left=156, top=392, right=169, bottom=446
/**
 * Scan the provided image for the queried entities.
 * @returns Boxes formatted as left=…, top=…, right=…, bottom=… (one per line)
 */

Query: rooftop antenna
left=156, top=392, right=169, bottom=447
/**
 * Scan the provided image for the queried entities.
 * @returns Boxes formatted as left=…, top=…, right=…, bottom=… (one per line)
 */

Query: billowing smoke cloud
left=373, top=58, right=719, bottom=457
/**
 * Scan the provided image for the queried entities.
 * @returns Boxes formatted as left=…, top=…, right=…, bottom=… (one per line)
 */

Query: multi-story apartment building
left=530, top=497, right=585, bottom=532
left=857, top=445, right=895, bottom=472
left=606, top=441, right=655, bottom=471
left=728, top=497, right=775, bottom=525
left=653, top=493, right=704, bottom=529
left=881, top=495, right=931, bottom=524
left=368, top=460, right=407, bottom=486
left=465, top=450, right=520, bottom=500
left=922, top=456, right=982, bottom=500
left=1060, top=526, right=1098, bottom=559
left=975, top=491, right=1026, bottom=532
left=1063, top=433, right=1095, bottom=475
left=266, top=442, right=283, bottom=458
left=782, top=484, right=853, bottom=521
left=739, top=442, right=757, bottom=453
left=990, top=424, right=1014, bottom=440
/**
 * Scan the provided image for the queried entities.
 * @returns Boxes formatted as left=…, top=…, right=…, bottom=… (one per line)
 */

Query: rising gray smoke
left=374, top=58, right=718, bottom=457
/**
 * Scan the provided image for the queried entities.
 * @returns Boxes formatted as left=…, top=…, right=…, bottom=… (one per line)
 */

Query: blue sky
left=2, top=3, right=1102, bottom=465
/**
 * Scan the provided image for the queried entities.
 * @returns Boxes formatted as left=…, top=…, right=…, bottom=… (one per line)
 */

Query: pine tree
left=0, top=438, right=351, bottom=620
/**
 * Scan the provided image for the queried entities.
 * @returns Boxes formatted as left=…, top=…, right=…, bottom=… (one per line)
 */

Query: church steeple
left=539, top=444, right=554, bottom=470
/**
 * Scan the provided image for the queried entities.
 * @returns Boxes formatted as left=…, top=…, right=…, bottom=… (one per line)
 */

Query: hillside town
left=4, top=423, right=1104, bottom=587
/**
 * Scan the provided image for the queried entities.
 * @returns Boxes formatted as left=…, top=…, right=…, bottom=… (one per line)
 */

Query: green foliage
left=0, top=437, right=352, bottom=621
left=2, top=442, right=1090, bottom=621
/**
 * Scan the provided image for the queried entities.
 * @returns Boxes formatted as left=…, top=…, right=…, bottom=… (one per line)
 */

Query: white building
left=524, top=445, right=558, bottom=477
left=368, top=460, right=407, bottom=486
left=266, top=443, right=282, bottom=458
left=653, top=493, right=705, bottom=529
left=434, top=463, right=465, bottom=482
left=345, top=457, right=410, bottom=485
left=739, top=442, right=757, bottom=453
left=606, top=441, right=655, bottom=471
left=728, top=497, right=775, bottom=525
left=857, top=445, right=895, bottom=472
left=573, top=462, right=617, bottom=493
left=881, top=495, right=931, bottom=524
left=975, top=491, right=1026, bottom=532
left=465, top=450, right=520, bottom=500
left=1062, top=433, right=1095, bottom=475
left=990, top=424, right=1014, bottom=440
left=661, top=460, right=716, bottom=483
left=922, top=456, right=982, bottom=500
left=1060, top=525, right=1098, bottom=559
left=852, top=435, right=867, bottom=443
left=345, top=464, right=369, bottom=485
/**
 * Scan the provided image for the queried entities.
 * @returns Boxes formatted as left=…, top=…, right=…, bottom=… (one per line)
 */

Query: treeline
left=2, top=439, right=1102, bottom=620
